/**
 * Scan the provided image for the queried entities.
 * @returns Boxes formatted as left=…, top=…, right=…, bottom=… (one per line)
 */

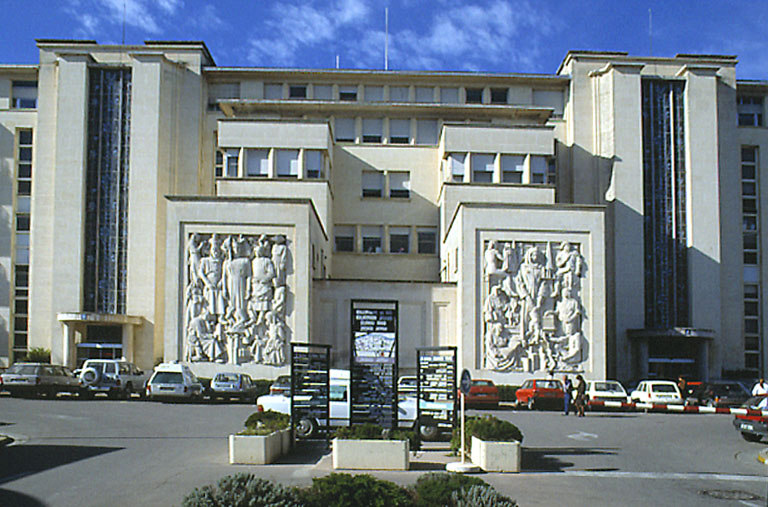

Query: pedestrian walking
left=563, top=375, right=572, bottom=415
left=575, top=374, right=587, bottom=417
left=752, top=378, right=768, bottom=396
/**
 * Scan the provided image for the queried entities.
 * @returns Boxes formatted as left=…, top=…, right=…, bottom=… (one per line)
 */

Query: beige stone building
left=0, top=40, right=763, bottom=384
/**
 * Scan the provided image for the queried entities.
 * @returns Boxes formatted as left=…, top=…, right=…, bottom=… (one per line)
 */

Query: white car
left=256, top=369, right=451, bottom=440
left=630, top=380, right=683, bottom=405
left=585, top=380, right=629, bottom=404
left=145, top=363, right=203, bottom=401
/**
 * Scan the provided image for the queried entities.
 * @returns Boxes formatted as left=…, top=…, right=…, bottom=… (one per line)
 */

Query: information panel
left=290, top=343, right=331, bottom=442
left=350, top=300, right=398, bottom=429
left=416, top=347, right=457, bottom=435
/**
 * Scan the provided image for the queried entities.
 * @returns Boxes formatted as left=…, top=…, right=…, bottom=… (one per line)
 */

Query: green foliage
left=243, top=410, right=290, bottom=434
left=332, top=424, right=419, bottom=450
left=253, top=379, right=273, bottom=398
left=410, top=473, right=487, bottom=507
left=451, top=485, right=518, bottom=507
left=450, top=415, right=523, bottom=455
left=22, top=347, right=51, bottom=363
left=496, top=385, right=519, bottom=402
left=299, top=473, right=414, bottom=507
left=181, top=473, right=302, bottom=507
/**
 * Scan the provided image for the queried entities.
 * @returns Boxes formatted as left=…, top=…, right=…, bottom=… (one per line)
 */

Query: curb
left=758, top=448, right=768, bottom=466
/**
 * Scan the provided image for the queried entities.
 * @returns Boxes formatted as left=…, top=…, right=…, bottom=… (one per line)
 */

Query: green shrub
left=496, top=385, right=519, bottom=402
left=333, top=423, right=419, bottom=450
left=181, top=473, right=302, bottom=507
left=451, top=484, right=517, bottom=507
left=450, top=415, right=523, bottom=455
left=299, top=473, right=413, bottom=507
left=410, top=473, right=487, bottom=507
left=242, top=410, right=290, bottom=435
left=22, top=347, right=51, bottom=363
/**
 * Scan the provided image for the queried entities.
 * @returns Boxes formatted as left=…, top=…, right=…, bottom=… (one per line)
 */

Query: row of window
left=445, top=152, right=555, bottom=184
left=334, top=117, right=439, bottom=145
left=215, top=147, right=327, bottom=179
left=741, top=146, right=761, bottom=371
left=738, top=96, right=763, bottom=127
left=10, top=81, right=37, bottom=109
left=334, top=225, right=437, bottom=255
left=362, top=171, right=410, bottom=199
left=13, top=128, right=33, bottom=358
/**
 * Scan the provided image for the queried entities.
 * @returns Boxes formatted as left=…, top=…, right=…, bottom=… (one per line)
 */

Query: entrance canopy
left=57, top=312, right=143, bottom=368
left=627, top=328, right=714, bottom=381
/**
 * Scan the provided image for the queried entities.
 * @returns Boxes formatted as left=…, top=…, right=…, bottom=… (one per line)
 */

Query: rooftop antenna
left=648, top=8, right=652, bottom=56
left=121, top=0, right=127, bottom=63
left=384, top=7, right=389, bottom=70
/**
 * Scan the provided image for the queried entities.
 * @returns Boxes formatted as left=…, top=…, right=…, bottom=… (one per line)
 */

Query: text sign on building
left=416, top=347, right=457, bottom=435
left=350, top=300, right=398, bottom=429
left=290, top=343, right=331, bottom=441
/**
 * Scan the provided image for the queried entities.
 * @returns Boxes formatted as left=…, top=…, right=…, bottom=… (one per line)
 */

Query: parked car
left=630, top=380, right=684, bottom=404
left=269, top=374, right=291, bottom=396
left=460, top=379, right=500, bottom=408
left=732, top=395, right=768, bottom=442
left=79, top=359, right=150, bottom=399
left=257, top=369, right=451, bottom=440
left=145, top=363, right=204, bottom=401
left=685, top=381, right=751, bottom=408
left=397, top=376, right=417, bottom=399
left=0, top=363, right=81, bottom=397
left=210, top=372, right=258, bottom=402
left=515, top=379, right=565, bottom=410
left=585, top=380, right=629, bottom=404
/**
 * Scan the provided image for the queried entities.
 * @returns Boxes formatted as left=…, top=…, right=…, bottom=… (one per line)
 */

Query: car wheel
left=419, top=424, right=440, bottom=441
left=741, top=432, right=762, bottom=443
left=124, top=383, right=134, bottom=400
left=296, top=418, right=318, bottom=439
left=527, top=398, right=535, bottom=410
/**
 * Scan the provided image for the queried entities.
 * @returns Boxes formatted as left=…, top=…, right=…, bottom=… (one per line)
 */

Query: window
left=501, top=155, right=524, bottom=183
left=465, top=87, right=483, bottom=104
left=223, top=148, right=240, bottom=177
left=334, top=226, right=355, bottom=252
left=389, top=172, right=410, bottom=198
left=12, top=81, right=37, bottom=109
left=16, top=214, right=30, bottom=231
left=448, top=153, right=466, bottom=182
left=264, top=83, right=283, bottom=99
left=364, top=85, right=384, bottom=101
left=417, top=228, right=437, bottom=254
left=415, top=86, right=433, bottom=103
left=289, top=85, right=307, bottom=98
left=389, top=119, right=410, bottom=144
left=244, top=149, right=268, bottom=177
left=362, top=171, right=384, bottom=197
left=742, top=146, right=761, bottom=370
left=276, top=149, right=299, bottom=178
left=339, top=85, right=357, bottom=101
left=547, top=157, right=557, bottom=185
left=530, top=156, right=549, bottom=184
left=362, top=118, right=383, bottom=143
left=389, top=227, right=410, bottom=253
left=490, top=88, right=508, bottom=104
left=17, top=181, right=31, bottom=195
left=305, top=150, right=324, bottom=179
left=362, top=226, right=383, bottom=253
left=738, top=96, right=763, bottom=127
left=416, top=119, right=438, bottom=145
left=314, top=85, right=332, bottom=100
left=335, top=117, right=355, bottom=142
left=15, top=266, right=28, bottom=287
left=215, top=149, right=224, bottom=178
left=390, top=86, right=409, bottom=102
left=440, top=87, right=459, bottom=104
left=471, top=153, right=494, bottom=183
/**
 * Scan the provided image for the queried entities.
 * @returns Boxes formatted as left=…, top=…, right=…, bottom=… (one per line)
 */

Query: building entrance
left=76, top=325, right=123, bottom=367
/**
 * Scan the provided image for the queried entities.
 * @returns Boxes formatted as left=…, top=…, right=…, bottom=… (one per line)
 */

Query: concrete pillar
left=122, top=324, right=134, bottom=363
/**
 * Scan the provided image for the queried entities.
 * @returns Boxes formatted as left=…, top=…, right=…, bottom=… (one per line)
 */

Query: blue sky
left=2, top=0, right=767, bottom=78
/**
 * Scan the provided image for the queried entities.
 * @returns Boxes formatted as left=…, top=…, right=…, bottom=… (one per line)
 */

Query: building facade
left=0, top=40, right=763, bottom=384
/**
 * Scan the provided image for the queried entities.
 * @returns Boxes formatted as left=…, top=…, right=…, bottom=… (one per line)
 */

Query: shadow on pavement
left=0, top=444, right=123, bottom=485
left=522, top=447, right=618, bottom=472
left=0, top=488, right=47, bottom=507
left=278, top=441, right=329, bottom=465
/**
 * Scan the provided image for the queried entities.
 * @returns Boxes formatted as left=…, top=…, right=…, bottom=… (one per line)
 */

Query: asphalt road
left=0, top=395, right=767, bottom=506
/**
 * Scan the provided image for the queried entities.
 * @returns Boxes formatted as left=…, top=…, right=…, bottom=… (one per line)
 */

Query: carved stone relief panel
left=184, top=232, right=292, bottom=366
left=481, top=240, right=589, bottom=373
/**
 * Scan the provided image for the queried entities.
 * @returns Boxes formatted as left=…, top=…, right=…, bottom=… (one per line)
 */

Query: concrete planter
left=229, top=428, right=290, bottom=465
left=332, top=438, right=409, bottom=470
left=470, top=436, right=521, bottom=472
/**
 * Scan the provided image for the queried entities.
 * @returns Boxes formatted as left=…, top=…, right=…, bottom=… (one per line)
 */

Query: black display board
left=290, top=343, right=331, bottom=443
left=416, top=347, right=457, bottom=436
left=350, top=300, right=398, bottom=429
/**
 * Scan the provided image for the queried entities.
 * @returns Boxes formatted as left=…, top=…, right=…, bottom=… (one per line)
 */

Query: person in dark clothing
left=563, top=375, right=572, bottom=415
left=575, top=374, right=587, bottom=417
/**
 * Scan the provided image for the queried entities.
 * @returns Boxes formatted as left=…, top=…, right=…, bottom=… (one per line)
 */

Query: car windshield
left=152, top=372, right=183, bottom=384
left=537, top=381, right=561, bottom=389
left=595, top=382, right=623, bottom=392
left=215, top=374, right=239, bottom=383
left=84, top=362, right=116, bottom=374
left=6, top=364, right=38, bottom=375
left=652, top=384, right=677, bottom=393
left=473, top=380, right=493, bottom=387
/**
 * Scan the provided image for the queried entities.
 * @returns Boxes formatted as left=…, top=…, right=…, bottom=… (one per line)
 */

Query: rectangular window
left=339, top=85, right=357, bottom=101
left=224, top=148, right=240, bottom=177
left=15, top=265, right=28, bottom=287
left=389, top=227, right=410, bottom=253
left=362, top=226, right=383, bottom=253
left=362, top=171, right=384, bottom=197
left=448, top=153, right=466, bottom=182
left=415, top=86, right=434, bottom=103
left=547, top=157, right=557, bottom=185
left=334, top=226, right=355, bottom=252
left=289, top=85, right=307, bottom=98
left=389, top=119, right=410, bottom=144
left=362, top=118, right=383, bottom=143
left=471, top=153, right=494, bottom=183
left=305, top=150, right=324, bottom=179
left=417, top=228, right=437, bottom=254
left=440, top=87, right=459, bottom=104
left=465, top=87, right=483, bottom=104
left=530, top=155, right=549, bottom=184
left=738, top=96, right=763, bottom=127
left=389, top=86, right=409, bottom=102
left=500, top=155, right=524, bottom=183
left=335, top=117, right=356, bottom=142
left=389, top=172, right=410, bottom=198
left=364, top=85, right=384, bottom=101
left=16, top=214, right=30, bottom=231
left=313, top=85, right=332, bottom=100
left=12, top=81, right=37, bottom=109
left=17, top=180, right=31, bottom=195
left=416, top=119, right=438, bottom=145
left=264, top=83, right=283, bottom=99
left=246, top=149, right=268, bottom=177
left=215, top=149, right=224, bottom=178
left=490, top=88, right=508, bottom=104
left=276, top=149, right=299, bottom=178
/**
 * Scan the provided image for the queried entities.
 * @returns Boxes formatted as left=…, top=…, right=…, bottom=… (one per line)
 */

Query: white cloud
left=64, top=0, right=184, bottom=38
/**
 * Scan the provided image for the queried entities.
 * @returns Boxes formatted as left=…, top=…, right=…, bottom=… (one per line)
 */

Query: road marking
left=567, top=431, right=598, bottom=441
left=545, top=470, right=768, bottom=483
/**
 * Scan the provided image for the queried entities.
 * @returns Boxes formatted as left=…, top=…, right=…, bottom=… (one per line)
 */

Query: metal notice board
left=416, top=346, right=457, bottom=436
left=290, top=343, right=331, bottom=444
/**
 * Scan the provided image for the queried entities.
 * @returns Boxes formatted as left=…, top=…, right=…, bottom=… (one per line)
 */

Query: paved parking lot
left=1, top=395, right=767, bottom=506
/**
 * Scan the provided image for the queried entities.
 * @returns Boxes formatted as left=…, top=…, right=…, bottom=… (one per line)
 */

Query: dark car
left=515, top=378, right=565, bottom=410
left=459, top=379, right=500, bottom=409
left=0, top=363, right=81, bottom=397
left=732, top=395, right=768, bottom=442
left=686, top=381, right=751, bottom=408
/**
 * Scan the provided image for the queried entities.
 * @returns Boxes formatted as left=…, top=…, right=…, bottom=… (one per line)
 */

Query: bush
left=242, top=410, right=289, bottom=435
left=181, top=473, right=302, bottom=507
left=451, top=485, right=517, bottom=507
left=410, top=473, right=487, bottom=507
left=22, top=347, right=51, bottom=363
left=333, top=423, right=419, bottom=450
left=299, top=473, right=413, bottom=507
left=450, top=415, right=523, bottom=455
left=496, top=385, right=519, bottom=402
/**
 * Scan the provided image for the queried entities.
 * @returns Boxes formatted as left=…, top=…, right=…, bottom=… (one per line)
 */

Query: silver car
left=79, top=359, right=150, bottom=399
left=210, top=373, right=258, bottom=403
left=1, top=363, right=80, bottom=398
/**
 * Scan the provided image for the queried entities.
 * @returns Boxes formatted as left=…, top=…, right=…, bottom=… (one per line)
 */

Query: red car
left=459, top=379, right=500, bottom=408
left=732, top=395, right=768, bottom=442
left=515, top=378, right=565, bottom=410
